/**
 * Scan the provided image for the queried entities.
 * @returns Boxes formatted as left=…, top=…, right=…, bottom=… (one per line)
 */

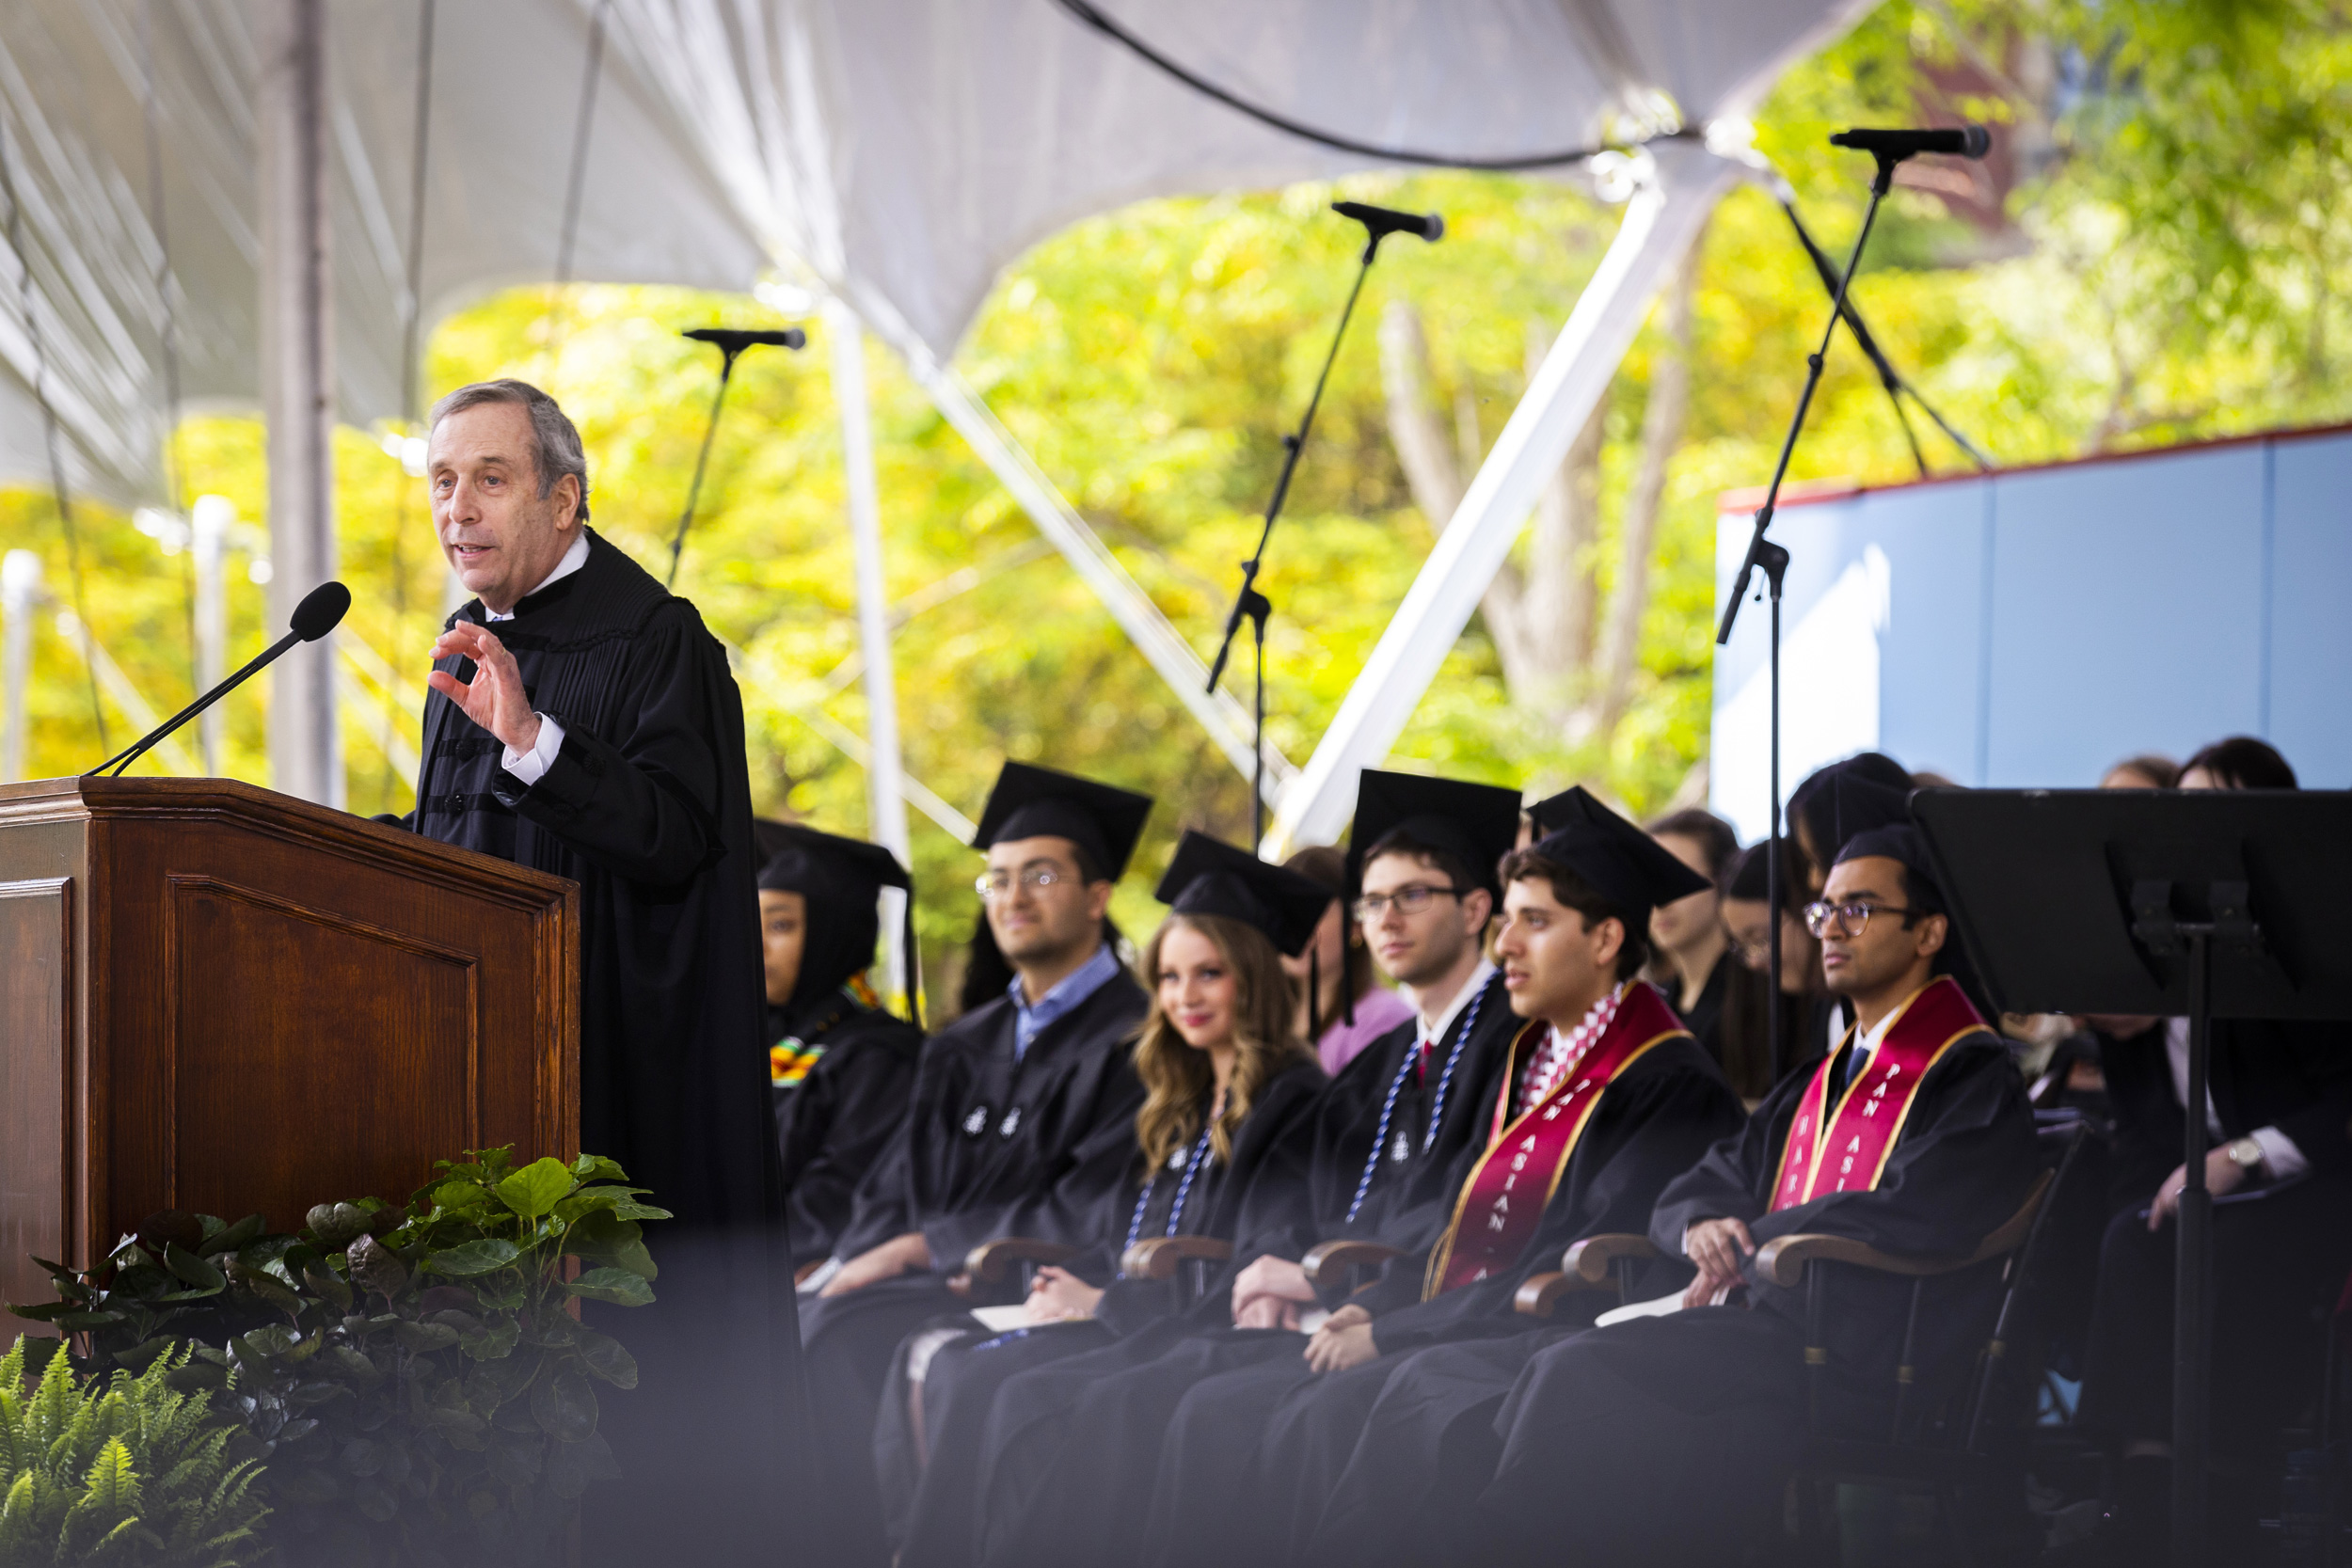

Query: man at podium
left=400, top=378, right=799, bottom=1559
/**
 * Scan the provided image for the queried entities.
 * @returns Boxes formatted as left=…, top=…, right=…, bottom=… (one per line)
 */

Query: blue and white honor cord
left=1125, top=1119, right=1216, bottom=1253
left=1344, top=978, right=1488, bottom=1224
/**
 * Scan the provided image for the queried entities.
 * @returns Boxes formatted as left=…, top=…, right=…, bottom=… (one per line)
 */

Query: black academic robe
left=882, top=1062, right=1327, bottom=1568
left=1139, top=1030, right=1748, bottom=1568
left=396, top=529, right=799, bottom=1564
left=1455, top=1024, right=2039, bottom=1564
left=796, top=968, right=1148, bottom=1567
left=770, top=996, right=923, bottom=1264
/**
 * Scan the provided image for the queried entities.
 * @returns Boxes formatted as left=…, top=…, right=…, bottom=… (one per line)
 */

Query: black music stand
left=1910, top=786, right=2352, bottom=1568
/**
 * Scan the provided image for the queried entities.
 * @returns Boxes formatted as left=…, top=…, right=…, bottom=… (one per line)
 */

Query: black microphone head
left=682, top=326, right=808, bottom=353
left=1960, top=123, right=1992, bottom=159
left=1331, top=200, right=1444, bottom=245
left=292, top=580, right=351, bottom=641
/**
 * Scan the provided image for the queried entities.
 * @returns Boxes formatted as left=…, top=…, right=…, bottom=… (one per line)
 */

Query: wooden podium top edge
left=0, top=775, right=578, bottom=909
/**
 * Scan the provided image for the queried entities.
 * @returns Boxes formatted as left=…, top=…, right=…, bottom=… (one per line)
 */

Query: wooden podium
left=0, top=776, right=578, bottom=1315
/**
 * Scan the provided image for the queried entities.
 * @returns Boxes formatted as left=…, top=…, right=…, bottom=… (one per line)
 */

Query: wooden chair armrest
left=1514, top=1273, right=1572, bottom=1318
left=1300, top=1240, right=1405, bottom=1289
left=1755, top=1169, right=2054, bottom=1290
left=1560, top=1233, right=1661, bottom=1285
left=964, top=1237, right=1078, bottom=1284
left=1121, top=1236, right=1233, bottom=1281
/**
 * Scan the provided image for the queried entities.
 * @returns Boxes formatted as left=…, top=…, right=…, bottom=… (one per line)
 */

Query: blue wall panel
left=1711, top=427, right=2352, bottom=831
left=1982, top=445, right=2267, bottom=786
left=2267, top=437, right=2352, bottom=786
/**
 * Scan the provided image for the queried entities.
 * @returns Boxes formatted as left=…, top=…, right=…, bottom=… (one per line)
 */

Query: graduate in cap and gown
left=1142, top=787, right=1750, bottom=1568
left=1447, top=823, right=2036, bottom=1564
left=796, top=762, right=1155, bottom=1564
left=881, top=832, right=1332, bottom=1568
left=905, top=772, right=1527, bottom=1568
left=756, top=825, right=926, bottom=1269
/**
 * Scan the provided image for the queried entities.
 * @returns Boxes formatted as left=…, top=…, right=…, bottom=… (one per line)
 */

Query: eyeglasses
left=1351, top=884, right=1462, bottom=921
left=1802, top=900, right=1918, bottom=939
left=976, top=865, right=1071, bottom=900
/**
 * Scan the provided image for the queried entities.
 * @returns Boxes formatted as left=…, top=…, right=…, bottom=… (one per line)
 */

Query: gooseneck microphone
left=682, top=326, right=807, bottom=353
left=1829, top=125, right=1992, bottom=160
left=86, top=579, right=352, bottom=778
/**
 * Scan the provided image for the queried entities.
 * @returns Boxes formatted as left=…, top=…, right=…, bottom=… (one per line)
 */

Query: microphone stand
left=85, top=613, right=338, bottom=778
left=669, top=331, right=803, bottom=588
left=1717, top=148, right=1905, bottom=1085
left=1206, top=224, right=1392, bottom=849
left=1778, top=200, right=1991, bottom=476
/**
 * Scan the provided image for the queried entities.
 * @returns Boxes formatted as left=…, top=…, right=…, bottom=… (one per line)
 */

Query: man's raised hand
left=427, top=622, right=542, bottom=756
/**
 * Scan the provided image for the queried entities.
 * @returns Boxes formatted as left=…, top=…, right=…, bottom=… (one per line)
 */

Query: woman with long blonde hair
left=879, top=832, right=1328, bottom=1568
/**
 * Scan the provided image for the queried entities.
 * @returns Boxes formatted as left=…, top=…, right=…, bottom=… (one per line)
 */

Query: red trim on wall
left=1715, top=419, right=2352, bottom=515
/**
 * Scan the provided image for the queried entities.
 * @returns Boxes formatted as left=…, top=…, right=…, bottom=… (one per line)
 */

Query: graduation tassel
left=902, top=895, right=924, bottom=1031
left=1308, top=943, right=1321, bottom=1044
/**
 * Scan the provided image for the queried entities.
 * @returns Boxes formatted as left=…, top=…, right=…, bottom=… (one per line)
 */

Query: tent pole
left=882, top=332, right=1289, bottom=800
left=828, top=299, right=914, bottom=1006
left=258, top=0, right=341, bottom=804
left=191, top=496, right=230, bottom=775
left=2, top=550, right=39, bottom=782
left=1266, top=141, right=1739, bottom=855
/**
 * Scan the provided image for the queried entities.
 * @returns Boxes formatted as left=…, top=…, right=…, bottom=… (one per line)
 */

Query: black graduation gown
left=770, top=996, right=923, bottom=1264
left=1236, top=969, right=1521, bottom=1289
left=395, top=528, right=798, bottom=1563
left=1455, top=1027, right=2038, bottom=1564
left=882, top=1062, right=1327, bottom=1568
left=1141, top=1033, right=1749, bottom=1568
left=796, top=969, right=1148, bottom=1565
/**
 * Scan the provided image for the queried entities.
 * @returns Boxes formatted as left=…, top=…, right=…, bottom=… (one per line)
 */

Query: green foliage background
left=8, top=0, right=2350, bottom=987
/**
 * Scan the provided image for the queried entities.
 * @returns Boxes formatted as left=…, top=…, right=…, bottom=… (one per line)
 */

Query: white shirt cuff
left=2249, top=1126, right=2310, bottom=1181
left=501, top=713, right=564, bottom=784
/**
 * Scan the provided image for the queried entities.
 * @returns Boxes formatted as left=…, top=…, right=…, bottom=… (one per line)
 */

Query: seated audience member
left=2180, top=733, right=2296, bottom=790
left=757, top=826, right=925, bottom=1272
left=796, top=763, right=1154, bottom=1565
left=1787, top=751, right=1915, bottom=895
left=1643, top=807, right=1743, bottom=1080
left=2101, top=752, right=2180, bottom=790
left=2074, top=736, right=2352, bottom=1559
left=885, top=773, right=1522, bottom=1568
left=1131, top=787, right=1748, bottom=1568
left=1281, top=844, right=1415, bottom=1075
left=880, top=832, right=1331, bottom=1568
left=1429, top=825, right=2035, bottom=1565
left=1720, top=838, right=1837, bottom=1075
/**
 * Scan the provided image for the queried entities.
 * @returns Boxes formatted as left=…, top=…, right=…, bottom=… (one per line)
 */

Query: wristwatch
left=2224, top=1136, right=2265, bottom=1173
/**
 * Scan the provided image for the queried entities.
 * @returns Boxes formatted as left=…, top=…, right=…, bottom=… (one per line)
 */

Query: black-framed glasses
left=1802, top=899, right=1918, bottom=939
left=1352, top=884, right=1461, bottom=921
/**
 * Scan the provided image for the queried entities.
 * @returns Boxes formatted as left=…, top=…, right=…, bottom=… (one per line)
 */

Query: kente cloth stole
left=1422, top=981, right=1688, bottom=1298
left=771, top=1040, right=824, bottom=1087
left=1769, top=975, right=1984, bottom=1212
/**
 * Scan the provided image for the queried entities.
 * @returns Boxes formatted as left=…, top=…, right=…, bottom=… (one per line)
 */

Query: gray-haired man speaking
left=403, top=378, right=803, bottom=1559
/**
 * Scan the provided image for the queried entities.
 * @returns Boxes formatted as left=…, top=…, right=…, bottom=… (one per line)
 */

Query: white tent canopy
left=0, top=0, right=1866, bottom=833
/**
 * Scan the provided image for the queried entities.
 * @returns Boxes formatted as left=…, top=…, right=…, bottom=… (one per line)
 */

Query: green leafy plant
left=13, top=1149, right=666, bottom=1567
left=0, top=1335, right=268, bottom=1566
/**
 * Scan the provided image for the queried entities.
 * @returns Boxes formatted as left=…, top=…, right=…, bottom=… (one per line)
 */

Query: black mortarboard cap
left=755, top=824, right=924, bottom=1027
left=1347, top=769, right=1522, bottom=901
left=972, top=762, right=1154, bottom=880
left=1153, top=831, right=1333, bottom=958
left=1525, top=786, right=1712, bottom=923
left=756, top=823, right=913, bottom=899
left=1832, top=823, right=1946, bottom=911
